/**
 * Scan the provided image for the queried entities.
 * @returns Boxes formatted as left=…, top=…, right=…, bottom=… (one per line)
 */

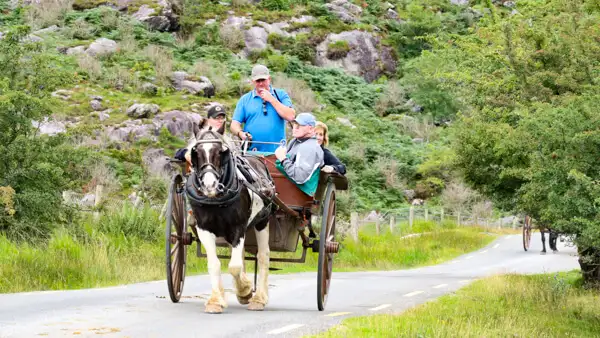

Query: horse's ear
left=192, top=121, right=201, bottom=139
left=217, top=122, right=225, bottom=135
left=199, top=118, right=209, bottom=130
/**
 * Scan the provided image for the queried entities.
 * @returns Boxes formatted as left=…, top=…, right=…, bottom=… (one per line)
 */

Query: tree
left=0, top=25, right=87, bottom=241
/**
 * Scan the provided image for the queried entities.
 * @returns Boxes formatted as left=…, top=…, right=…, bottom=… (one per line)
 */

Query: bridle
left=191, top=130, right=229, bottom=191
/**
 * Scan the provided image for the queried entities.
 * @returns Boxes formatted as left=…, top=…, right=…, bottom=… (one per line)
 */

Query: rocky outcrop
left=131, top=0, right=180, bottom=32
left=325, top=0, right=362, bottom=23
left=171, top=71, right=215, bottom=97
left=85, top=38, right=118, bottom=57
left=315, top=30, right=397, bottom=82
left=126, top=103, right=160, bottom=118
left=106, top=110, right=202, bottom=143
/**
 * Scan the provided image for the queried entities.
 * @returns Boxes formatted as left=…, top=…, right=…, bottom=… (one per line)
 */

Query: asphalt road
left=0, top=232, right=579, bottom=338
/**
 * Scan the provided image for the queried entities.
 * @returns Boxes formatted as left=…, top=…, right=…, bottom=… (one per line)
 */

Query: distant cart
left=164, top=151, right=348, bottom=311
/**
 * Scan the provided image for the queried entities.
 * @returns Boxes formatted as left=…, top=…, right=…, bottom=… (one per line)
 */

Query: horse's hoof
left=553, top=250, right=558, bottom=254
left=540, top=251, right=546, bottom=255
left=205, top=303, right=223, bottom=314
left=237, top=292, right=253, bottom=305
left=248, top=302, right=265, bottom=311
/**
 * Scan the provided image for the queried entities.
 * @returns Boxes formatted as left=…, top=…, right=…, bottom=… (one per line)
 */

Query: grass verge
left=0, top=218, right=495, bottom=293
left=313, top=271, right=600, bottom=338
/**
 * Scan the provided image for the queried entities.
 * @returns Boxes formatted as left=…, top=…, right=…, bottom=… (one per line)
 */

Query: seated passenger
left=274, top=113, right=324, bottom=185
left=315, top=121, right=346, bottom=175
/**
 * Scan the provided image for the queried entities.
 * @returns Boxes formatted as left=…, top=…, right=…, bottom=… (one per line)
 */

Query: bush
left=96, top=202, right=161, bottom=241
left=266, top=54, right=289, bottom=72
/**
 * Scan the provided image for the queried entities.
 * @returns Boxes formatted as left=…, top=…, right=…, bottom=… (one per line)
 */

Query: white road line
left=267, top=324, right=305, bottom=335
left=325, top=312, right=352, bottom=317
left=465, top=255, right=474, bottom=260
left=493, top=244, right=500, bottom=249
left=480, top=250, right=488, bottom=254
left=368, top=304, right=391, bottom=311
left=432, top=284, right=448, bottom=289
left=403, top=291, right=424, bottom=297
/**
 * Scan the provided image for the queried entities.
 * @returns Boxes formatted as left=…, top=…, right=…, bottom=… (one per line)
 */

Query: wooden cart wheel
left=166, top=174, right=187, bottom=303
left=317, top=181, right=337, bottom=311
left=523, top=215, right=532, bottom=252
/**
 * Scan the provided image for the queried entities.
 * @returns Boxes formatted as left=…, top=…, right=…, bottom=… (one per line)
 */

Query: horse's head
left=189, top=121, right=229, bottom=198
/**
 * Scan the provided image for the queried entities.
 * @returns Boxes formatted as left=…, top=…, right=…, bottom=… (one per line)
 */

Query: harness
left=185, top=131, right=277, bottom=226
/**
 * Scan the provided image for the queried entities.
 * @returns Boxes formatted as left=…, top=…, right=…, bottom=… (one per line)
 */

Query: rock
left=325, top=0, right=362, bottom=23
left=98, top=110, right=111, bottom=121
left=51, top=89, right=73, bottom=100
left=412, top=138, right=424, bottom=144
left=34, top=25, right=59, bottom=35
left=32, top=117, right=67, bottom=136
left=171, top=72, right=215, bottom=97
left=25, top=34, right=43, bottom=42
left=503, top=1, right=516, bottom=8
left=143, top=148, right=171, bottom=174
left=291, top=15, right=315, bottom=23
left=141, top=82, right=159, bottom=96
left=126, top=103, right=160, bottom=118
left=257, top=21, right=291, bottom=37
left=90, top=99, right=103, bottom=111
left=105, top=110, right=201, bottom=143
left=223, top=16, right=250, bottom=30
left=80, top=193, right=96, bottom=207
left=131, top=1, right=180, bottom=32
left=205, top=18, right=216, bottom=25
left=315, top=30, right=397, bottom=82
left=85, top=38, right=118, bottom=57
left=403, top=189, right=415, bottom=201
left=337, top=117, right=357, bottom=129
left=90, top=95, right=103, bottom=101
left=386, top=9, right=399, bottom=19
left=66, top=46, right=86, bottom=55
left=450, top=0, right=469, bottom=5
left=244, top=26, right=268, bottom=52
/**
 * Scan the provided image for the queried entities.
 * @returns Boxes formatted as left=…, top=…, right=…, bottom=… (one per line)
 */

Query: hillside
left=0, top=0, right=494, bottom=233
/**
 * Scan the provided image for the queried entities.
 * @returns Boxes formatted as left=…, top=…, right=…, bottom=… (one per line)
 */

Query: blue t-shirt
left=232, top=87, right=293, bottom=152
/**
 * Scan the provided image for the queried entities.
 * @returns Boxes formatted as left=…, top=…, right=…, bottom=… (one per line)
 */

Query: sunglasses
left=262, top=101, right=267, bottom=116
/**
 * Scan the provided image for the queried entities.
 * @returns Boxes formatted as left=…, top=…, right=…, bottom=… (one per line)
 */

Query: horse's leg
left=540, top=229, right=547, bottom=255
left=197, top=228, right=227, bottom=313
left=249, top=224, right=270, bottom=311
left=229, top=237, right=253, bottom=305
left=550, top=231, right=558, bottom=253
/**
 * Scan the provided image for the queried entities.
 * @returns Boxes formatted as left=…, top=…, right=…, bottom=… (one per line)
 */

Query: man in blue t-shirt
left=230, top=64, right=296, bottom=152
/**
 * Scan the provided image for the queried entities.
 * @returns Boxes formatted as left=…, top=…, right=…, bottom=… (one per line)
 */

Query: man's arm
left=271, top=100, right=295, bottom=121
left=230, top=98, right=248, bottom=139
left=280, top=144, right=323, bottom=184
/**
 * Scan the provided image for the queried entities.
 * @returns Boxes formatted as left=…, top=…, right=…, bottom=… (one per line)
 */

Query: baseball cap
left=251, top=64, right=270, bottom=81
left=293, top=113, right=316, bottom=127
left=207, top=104, right=226, bottom=118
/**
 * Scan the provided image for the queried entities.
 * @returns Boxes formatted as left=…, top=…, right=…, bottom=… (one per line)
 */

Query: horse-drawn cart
left=165, top=152, right=348, bottom=311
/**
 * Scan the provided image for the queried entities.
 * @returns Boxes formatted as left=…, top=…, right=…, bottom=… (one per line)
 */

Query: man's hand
left=238, top=131, right=252, bottom=141
left=258, top=88, right=276, bottom=103
left=275, top=146, right=287, bottom=161
left=322, top=165, right=334, bottom=173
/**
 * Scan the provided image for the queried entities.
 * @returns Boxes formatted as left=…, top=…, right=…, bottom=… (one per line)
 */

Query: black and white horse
left=186, top=121, right=274, bottom=314
left=540, top=224, right=559, bottom=255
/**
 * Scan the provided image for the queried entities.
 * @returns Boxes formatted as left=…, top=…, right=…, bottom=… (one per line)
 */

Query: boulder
left=315, top=30, right=397, bottom=82
left=106, top=110, right=201, bottom=143
left=66, top=46, right=86, bottom=55
left=142, top=148, right=171, bottom=174
left=85, top=38, right=118, bottom=57
left=126, top=103, right=160, bottom=118
left=131, top=1, right=180, bottom=32
left=244, top=26, right=268, bottom=52
left=171, top=72, right=215, bottom=97
left=90, top=99, right=103, bottom=111
left=32, top=117, right=67, bottom=136
left=325, top=0, right=362, bottom=23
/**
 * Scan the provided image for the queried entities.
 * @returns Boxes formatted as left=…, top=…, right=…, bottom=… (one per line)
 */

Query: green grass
left=313, top=271, right=600, bottom=338
left=0, top=219, right=495, bottom=293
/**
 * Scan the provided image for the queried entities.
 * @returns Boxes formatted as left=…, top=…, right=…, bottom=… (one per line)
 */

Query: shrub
left=24, top=0, right=72, bottom=30
left=260, top=0, right=291, bottom=11
left=219, top=24, right=245, bottom=52
left=266, top=54, right=289, bottom=72
left=271, top=72, right=319, bottom=113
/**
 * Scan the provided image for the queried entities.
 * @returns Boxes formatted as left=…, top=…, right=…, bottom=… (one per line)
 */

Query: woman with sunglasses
left=230, top=64, right=296, bottom=153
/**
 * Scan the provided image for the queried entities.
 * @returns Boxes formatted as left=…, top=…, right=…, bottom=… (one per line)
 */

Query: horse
left=185, top=121, right=275, bottom=314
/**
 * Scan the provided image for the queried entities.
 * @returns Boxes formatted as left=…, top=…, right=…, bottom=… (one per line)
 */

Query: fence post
left=440, top=208, right=444, bottom=223
left=389, top=216, right=394, bottom=234
left=425, top=208, right=429, bottom=222
left=351, top=212, right=359, bottom=242
left=375, top=212, right=381, bottom=236
left=409, top=206, right=414, bottom=231
left=93, top=184, right=104, bottom=221
left=457, top=211, right=461, bottom=226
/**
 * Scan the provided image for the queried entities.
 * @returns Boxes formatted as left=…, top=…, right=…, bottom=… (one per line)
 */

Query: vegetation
left=0, top=217, right=494, bottom=292
left=314, top=271, right=600, bottom=337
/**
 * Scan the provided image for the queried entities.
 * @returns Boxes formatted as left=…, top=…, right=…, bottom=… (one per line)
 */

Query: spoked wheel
left=166, top=174, right=187, bottom=302
left=317, top=182, right=339, bottom=311
left=523, top=215, right=532, bottom=252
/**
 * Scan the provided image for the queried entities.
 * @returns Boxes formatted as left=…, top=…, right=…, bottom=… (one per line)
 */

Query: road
left=0, top=232, right=579, bottom=338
